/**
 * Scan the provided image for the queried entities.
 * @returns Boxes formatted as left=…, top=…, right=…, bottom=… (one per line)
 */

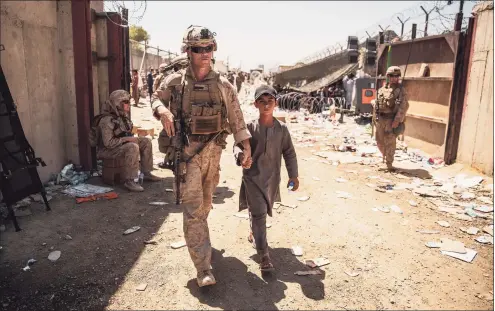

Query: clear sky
left=121, top=0, right=474, bottom=71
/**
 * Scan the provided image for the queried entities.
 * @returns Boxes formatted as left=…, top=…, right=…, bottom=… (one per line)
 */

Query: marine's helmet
left=181, top=25, right=217, bottom=53
left=159, top=63, right=167, bottom=71
left=386, top=66, right=402, bottom=76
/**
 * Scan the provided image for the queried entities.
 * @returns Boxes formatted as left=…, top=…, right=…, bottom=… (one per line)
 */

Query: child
left=234, top=85, right=299, bottom=272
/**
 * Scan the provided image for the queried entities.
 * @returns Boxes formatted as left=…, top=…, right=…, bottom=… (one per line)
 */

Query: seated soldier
left=93, top=90, right=161, bottom=191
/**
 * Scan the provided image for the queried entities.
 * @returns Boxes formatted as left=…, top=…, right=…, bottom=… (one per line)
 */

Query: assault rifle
left=174, top=82, right=188, bottom=205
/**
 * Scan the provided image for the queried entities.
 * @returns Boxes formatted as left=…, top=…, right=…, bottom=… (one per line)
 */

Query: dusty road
left=0, top=98, right=493, bottom=310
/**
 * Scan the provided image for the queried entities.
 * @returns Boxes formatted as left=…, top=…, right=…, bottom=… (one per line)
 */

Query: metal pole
left=420, top=6, right=429, bottom=37
left=139, top=41, right=147, bottom=73
left=454, top=0, right=465, bottom=31
left=379, top=31, right=384, bottom=44
left=411, top=23, right=417, bottom=39
left=397, top=16, right=410, bottom=38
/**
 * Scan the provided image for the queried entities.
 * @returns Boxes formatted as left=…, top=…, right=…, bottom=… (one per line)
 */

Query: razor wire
left=296, top=0, right=478, bottom=66
left=102, top=0, right=148, bottom=28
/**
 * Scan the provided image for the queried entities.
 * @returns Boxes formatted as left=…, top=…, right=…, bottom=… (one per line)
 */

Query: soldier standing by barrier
left=153, top=63, right=167, bottom=97
left=372, top=66, right=409, bottom=171
left=150, top=25, right=252, bottom=287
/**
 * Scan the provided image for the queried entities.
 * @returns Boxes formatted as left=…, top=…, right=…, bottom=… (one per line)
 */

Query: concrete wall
left=1, top=1, right=78, bottom=181
left=457, top=3, right=494, bottom=176
left=130, top=47, right=171, bottom=71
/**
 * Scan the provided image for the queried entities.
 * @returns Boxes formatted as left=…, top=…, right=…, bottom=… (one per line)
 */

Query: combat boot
left=386, top=162, right=396, bottom=172
left=197, top=270, right=216, bottom=287
left=143, top=172, right=162, bottom=182
left=124, top=180, right=144, bottom=192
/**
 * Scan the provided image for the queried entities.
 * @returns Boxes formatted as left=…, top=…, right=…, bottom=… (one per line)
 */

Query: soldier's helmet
left=386, top=66, right=402, bottom=76
left=159, top=63, right=167, bottom=70
left=181, top=25, right=217, bottom=53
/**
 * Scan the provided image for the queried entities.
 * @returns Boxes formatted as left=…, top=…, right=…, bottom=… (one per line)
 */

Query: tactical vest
left=376, top=85, right=402, bottom=115
left=169, top=70, right=228, bottom=142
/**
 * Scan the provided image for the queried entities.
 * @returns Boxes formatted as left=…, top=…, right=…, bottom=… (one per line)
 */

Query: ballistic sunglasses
left=190, top=45, right=214, bottom=54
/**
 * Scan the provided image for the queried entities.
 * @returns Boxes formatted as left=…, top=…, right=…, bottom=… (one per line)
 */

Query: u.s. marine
left=150, top=25, right=252, bottom=287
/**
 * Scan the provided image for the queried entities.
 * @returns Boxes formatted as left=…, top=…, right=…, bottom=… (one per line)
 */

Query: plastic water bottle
left=288, top=180, right=295, bottom=192
left=138, top=172, right=144, bottom=185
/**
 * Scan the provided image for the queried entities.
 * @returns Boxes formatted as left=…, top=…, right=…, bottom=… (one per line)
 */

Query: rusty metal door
left=105, top=13, right=124, bottom=94
left=375, top=29, right=474, bottom=163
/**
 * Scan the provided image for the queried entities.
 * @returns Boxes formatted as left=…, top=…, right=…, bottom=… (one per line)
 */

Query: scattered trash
left=312, top=177, right=320, bottom=181
left=436, top=221, right=451, bottom=228
left=344, top=270, right=360, bottom=277
left=408, top=200, right=418, bottom=207
left=48, top=251, right=61, bottom=262
left=417, top=229, right=440, bottom=234
left=454, top=175, right=483, bottom=189
left=441, top=248, right=477, bottom=263
left=414, top=187, right=441, bottom=197
left=483, top=225, right=494, bottom=236
left=366, top=183, right=376, bottom=188
left=149, top=202, right=168, bottom=206
left=165, top=189, right=174, bottom=192
left=335, top=178, right=347, bottom=183
left=234, top=213, right=250, bottom=219
left=276, top=202, right=298, bottom=209
left=75, top=191, right=118, bottom=204
left=460, top=227, right=479, bottom=235
left=135, top=283, right=148, bottom=291
left=62, top=184, right=113, bottom=198
left=291, top=246, right=303, bottom=256
left=123, top=226, right=141, bottom=235
left=57, top=164, right=90, bottom=186
left=144, top=240, right=158, bottom=245
left=64, top=235, right=72, bottom=240
left=460, top=192, right=475, bottom=200
left=336, top=191, right=352, bottom=199
left=474, top=205, right=494, bottom=213
left=453, top=213, right=474, bottom=222
left=475, top=235, right=493, bottom=244
left=428, top=157, right=444, bottom=165
left=305, top=258, right=330, bottom=268
left=171, top=240, right=186, bottom=249
left=266, top=223, right=272, bottom=228
left=294, top=270, right=322, bottom=276
left=425, top=241, right=441, bottom=248
left=389, top=205, right=403, bottom=214
left=22, top=259, right=37, bottom=271
left=297, top=196, right=310, bottom=202
left=375, top=188, right=386, bottom=193
left=376, top=206, right=390, bottom=213
left=440, top=238, right=466, bottom=254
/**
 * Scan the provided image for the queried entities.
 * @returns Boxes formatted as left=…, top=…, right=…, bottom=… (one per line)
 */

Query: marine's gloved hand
left=157, top=106, right=175, bottom=136
left=392, top=120, right=400, bottom=129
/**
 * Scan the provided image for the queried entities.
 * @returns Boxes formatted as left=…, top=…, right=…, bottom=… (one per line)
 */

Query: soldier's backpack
left=88, top=114, right=107, bottom=147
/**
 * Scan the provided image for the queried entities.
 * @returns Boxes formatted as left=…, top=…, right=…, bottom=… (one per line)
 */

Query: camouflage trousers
left=375, top=119, right=396, bottom=166
left=97, top=137, right=153, bottom=180
left=131, top=86, right=139, bottom=105
left=175, top=143, right=222, bottom=272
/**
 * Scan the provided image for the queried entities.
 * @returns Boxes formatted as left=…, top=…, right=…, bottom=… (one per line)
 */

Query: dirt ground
left=0, top=95, right=493, bottom=311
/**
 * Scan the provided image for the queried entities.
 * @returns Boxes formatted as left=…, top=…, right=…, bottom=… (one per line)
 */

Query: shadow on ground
left=0, top=176, right=179, bottom=311
left=213, top=187, right=235, bottom=204
left=187, top=248, right=325, bottom=310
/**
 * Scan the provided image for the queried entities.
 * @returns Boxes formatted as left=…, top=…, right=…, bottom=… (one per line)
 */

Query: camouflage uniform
left=95, top=90, right=156, bottom=191
left=153, top=63, right=167, bottom=98
left=151, top=26, right=251, bottom=285
left=374, top=66, right=409, bottom=169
